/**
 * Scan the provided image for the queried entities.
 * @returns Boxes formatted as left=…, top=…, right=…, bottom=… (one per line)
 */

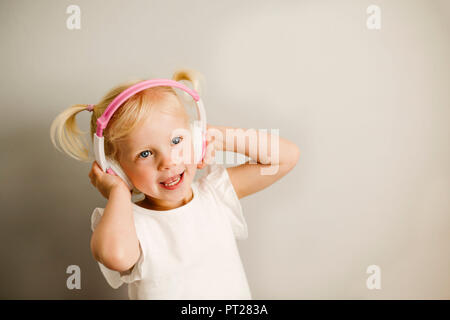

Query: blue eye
left=139, top=150, right=152, bottom=158
left=172, top=136, right=183, bottom=145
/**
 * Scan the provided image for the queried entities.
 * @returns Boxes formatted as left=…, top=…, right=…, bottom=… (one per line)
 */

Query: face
left=117, top=106, right=198, bottom=210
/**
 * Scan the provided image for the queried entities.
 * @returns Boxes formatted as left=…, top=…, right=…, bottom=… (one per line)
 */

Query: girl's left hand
left=197, top=125, right=217, bottom=169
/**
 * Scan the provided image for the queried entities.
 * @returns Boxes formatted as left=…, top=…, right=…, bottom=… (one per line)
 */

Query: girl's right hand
left=88, top=161, right=130, bottom=199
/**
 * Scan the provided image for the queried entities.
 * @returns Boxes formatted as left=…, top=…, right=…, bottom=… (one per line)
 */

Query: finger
left=206, top=141, right=215, bottom=158
left=91, top=167, right=99, bottom=178
left=107, top=168, right=118, bottom=176
left=205, top=130, right=213, bottom=142
left=93, top=161, right=101, bottom=170
left=93, top=161, right=103, bottom=174
left=198, top=160, right=206, bottom=169
left=204, top=149, right=212, bottom=165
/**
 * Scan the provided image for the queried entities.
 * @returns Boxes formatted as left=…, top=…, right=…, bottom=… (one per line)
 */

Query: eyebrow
left=130, top=135, right=184, bottom=155
left=130, top=144, right=153, bottom=155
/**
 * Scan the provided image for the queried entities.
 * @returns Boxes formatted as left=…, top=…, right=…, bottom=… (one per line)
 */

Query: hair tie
left=86, top=104, right=95, bottom=112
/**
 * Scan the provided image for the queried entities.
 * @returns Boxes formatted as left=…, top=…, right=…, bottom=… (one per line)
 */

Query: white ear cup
left=93, top=134, right=109, bottom=173
left=190, top=121, right=203, bottom=164
left=94, top=134, right=134, bottom=190
left=107, top=158, right=134, bottom=191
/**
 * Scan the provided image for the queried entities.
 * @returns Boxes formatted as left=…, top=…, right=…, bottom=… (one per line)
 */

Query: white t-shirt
left=90, top=163, right=252, bottom=300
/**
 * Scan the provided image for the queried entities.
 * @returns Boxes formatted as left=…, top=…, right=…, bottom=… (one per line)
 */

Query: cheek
left=121, top=161, right=155, bottom=182
left=131, top=169, right=159, bottom=193
left=134, top=165, right=155, bottom=179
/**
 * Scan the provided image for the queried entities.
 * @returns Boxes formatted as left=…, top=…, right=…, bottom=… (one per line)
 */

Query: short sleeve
left=90, top=207, right=146, bottom=289
left=198, top=163, right=249, bottom=240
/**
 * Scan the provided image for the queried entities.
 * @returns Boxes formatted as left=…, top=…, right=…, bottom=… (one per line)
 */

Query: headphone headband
left=96, top=78, right=201, bottom=137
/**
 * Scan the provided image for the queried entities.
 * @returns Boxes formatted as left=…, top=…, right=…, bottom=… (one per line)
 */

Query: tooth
left=164, top=175, right=180, bottom=186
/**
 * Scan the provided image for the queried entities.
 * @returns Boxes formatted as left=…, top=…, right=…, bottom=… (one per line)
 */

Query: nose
left=157, top=148, right=183, bottom=171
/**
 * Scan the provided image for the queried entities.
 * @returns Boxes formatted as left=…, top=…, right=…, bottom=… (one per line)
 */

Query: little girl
left=50, top=69, right=300, bottom=300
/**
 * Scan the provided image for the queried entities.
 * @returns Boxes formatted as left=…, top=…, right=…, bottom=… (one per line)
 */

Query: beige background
left=0, top=0, right=449, bottom=299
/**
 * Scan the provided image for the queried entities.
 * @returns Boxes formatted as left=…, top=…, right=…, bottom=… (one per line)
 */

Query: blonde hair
left=50, top=68, right=204, bottom=194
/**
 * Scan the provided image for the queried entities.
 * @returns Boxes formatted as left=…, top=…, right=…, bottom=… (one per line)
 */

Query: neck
left=140, top=187, right=194, bottom=211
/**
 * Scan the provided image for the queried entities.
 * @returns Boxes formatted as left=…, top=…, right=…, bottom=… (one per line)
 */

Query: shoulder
left=196, top=163, right=232, bottom=194
left=196, top=164, right=248, bottom=240
left=195, top=163, right=242, bottom=211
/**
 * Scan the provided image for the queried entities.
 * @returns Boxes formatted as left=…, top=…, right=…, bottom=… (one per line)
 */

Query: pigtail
left=172, top=68, right=206, bottom=97
left=50, top=104, right=92, bottom=162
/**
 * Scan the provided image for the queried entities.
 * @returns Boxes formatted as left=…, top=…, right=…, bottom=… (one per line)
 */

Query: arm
left=209, top=125, right=300, bottom=199
left=90, top=185, right=141, bottom=273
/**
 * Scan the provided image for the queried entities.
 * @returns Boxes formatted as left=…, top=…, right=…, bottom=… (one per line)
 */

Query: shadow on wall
left=0, top=123, right=127, bottom=299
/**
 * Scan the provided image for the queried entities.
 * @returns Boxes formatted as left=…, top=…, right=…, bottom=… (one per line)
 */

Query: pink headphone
left=93, top=79, right=207, bottom=190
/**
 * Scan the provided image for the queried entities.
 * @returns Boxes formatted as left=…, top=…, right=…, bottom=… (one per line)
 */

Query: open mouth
left=160, top=170, right=185, bottom=189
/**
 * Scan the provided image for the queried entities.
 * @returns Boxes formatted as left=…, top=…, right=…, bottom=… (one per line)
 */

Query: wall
left=0, top=0, right=449, bottom=299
